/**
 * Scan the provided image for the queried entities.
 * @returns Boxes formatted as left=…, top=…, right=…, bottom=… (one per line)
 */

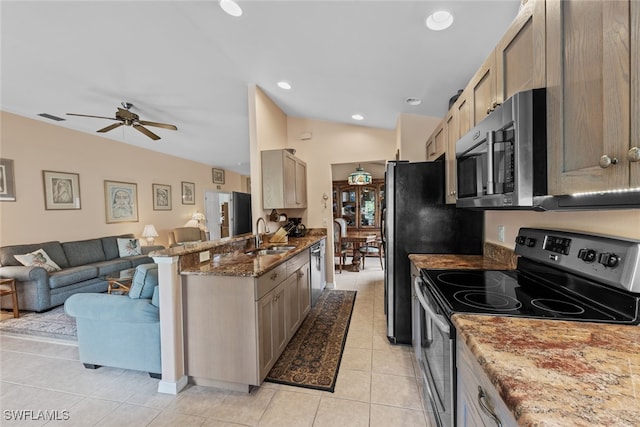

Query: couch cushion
left=151, top=286, right=159, bottom=307
left=62, top=239, right=106, bottom=267
left=14, top=249, right=62, bottom=272
left=102, top=234, right=135, bottom=260
left=127, top=254, right=154, bottom=268
left=65, top=293, right=159, bottom=323
left=93, top=259, right=133, bottom=277
left=48, top=265, right=99, bottom=289
left=129, top=263, right=158, bottom=299
left=0, top=241, right=68, bottom=269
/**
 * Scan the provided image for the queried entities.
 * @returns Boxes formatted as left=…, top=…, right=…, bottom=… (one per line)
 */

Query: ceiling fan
left=67, top=102, right=178, bottom=140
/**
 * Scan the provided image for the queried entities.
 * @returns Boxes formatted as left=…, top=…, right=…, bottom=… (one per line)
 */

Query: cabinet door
left=283, top=153, right=297, bottom=207
left=457, top=88, right=472, bottom=138
left=471, top=51, right=497, bottom=125
left=359, top=186, right=377, bottom=228
left=426, top=123, right=445, bottom=161
left=340, top=187, right=357, bottom=227
left=273, top=283, right=287, bottom=356
left=632, top=0, right=640, bottom=187
left=295, top=159, right=307, bottom=207
left=445, top=110, right=458, bottom=204
left=257, top=291, right=275, bottom=379
left=285, top=274, right=301, bottom=338
left=298, top=263, right=310, bottom=319
left=547, top=0, right=631, bottom=194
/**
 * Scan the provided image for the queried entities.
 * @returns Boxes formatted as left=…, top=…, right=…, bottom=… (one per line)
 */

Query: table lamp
left=142, top=224, right=159, bottom=245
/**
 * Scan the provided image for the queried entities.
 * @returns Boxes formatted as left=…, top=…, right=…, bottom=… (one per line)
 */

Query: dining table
left=343, top=231, right=378, bottom=272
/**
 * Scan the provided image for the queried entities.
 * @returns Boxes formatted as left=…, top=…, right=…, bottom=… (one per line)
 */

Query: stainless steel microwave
left=456, top=88, right=547, bottom=209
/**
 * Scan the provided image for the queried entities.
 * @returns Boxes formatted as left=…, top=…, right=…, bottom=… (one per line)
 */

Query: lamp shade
left=348, top=165, right=372, bottom=185
left=142, top=224, right=159, bottom=238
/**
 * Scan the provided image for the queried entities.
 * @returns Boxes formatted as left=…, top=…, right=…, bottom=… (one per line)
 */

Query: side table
left=107, top=268, right=136, bottom=295
left=0, top=278, right=19, bottom=318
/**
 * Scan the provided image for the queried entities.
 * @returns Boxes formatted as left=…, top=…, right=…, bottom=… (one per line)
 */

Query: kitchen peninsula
left=149, top=230, right=326, bottom=394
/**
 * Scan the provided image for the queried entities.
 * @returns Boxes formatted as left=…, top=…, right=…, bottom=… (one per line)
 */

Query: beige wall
left=396, top=113, right=441, bottom=162
left=331, top=162, right=386, bottom=181
left=0, top=111, right=244, bottom=247
left=486, top=210, right=640, bottom=248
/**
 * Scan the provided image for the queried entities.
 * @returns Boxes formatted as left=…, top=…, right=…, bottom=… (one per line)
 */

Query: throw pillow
left=14, top=249, right=61, bottom=272
left=117, top=238, right=142, bottom=257
left=129, top=263, right=158, bottom=299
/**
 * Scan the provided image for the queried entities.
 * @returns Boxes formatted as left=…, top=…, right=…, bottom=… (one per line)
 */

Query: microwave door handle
left=414, top=278, right=450, bottom=336
left=486, top=131, right=495, bottom=195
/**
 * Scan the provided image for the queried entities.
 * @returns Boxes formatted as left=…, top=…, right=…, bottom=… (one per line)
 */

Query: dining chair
left=358, top=236, right=384, bottom=270
left=333, top=220, right=348, bottom=273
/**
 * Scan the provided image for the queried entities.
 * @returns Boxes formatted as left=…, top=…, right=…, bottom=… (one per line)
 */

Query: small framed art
left=0, top=159, right=17, bottom=202
left=181, top=181, right=195, bottom=205
left=152, top=184, right=172, bottom=211
left=43, top=170, right=81, bottom=210
left=105, top=180, right=138, bottom=223
left=212, top=168, right=225, bottom=184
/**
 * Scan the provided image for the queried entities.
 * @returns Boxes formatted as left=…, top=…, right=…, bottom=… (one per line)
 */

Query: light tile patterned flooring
left=0, top=264, right=433, bottom=426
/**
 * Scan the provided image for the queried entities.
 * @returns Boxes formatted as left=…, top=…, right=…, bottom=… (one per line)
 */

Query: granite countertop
left=180, top=235, right=325, bottom=278
left=453, top=314, right=640, bottom=427
left=408, top=253, right=515, bottom=271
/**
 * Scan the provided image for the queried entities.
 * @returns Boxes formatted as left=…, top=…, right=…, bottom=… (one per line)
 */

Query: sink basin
left=245, top=248, right=289, bottom=256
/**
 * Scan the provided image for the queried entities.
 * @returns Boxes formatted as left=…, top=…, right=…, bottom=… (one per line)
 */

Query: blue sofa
left=0, top=234, right=163, bottom=312
left=64, top=263, right=161, bottom=377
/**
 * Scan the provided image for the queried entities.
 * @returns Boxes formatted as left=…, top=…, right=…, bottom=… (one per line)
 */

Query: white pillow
left=117, top=238, right=142, bottom=257
left=14, top=249, right=61, bottom=272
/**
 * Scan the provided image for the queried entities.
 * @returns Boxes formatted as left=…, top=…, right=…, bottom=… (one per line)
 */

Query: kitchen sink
left=244, top=248, right=288, bottom=256
left=265, top=245, right=296, bottom=251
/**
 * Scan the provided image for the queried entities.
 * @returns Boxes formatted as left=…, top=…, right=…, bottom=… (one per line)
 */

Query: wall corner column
left=153, top=255, right=188, bottom=394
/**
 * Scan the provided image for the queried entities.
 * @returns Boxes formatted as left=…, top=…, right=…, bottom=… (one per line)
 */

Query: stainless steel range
left=412, top=228, right=640, bottom=427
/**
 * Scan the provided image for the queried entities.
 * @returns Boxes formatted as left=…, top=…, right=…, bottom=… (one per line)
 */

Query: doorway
left=204, top=191, right=232, bottom=241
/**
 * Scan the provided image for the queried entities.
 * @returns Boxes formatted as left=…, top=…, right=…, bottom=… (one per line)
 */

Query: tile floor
left=0, top=264, right=433, bottom=426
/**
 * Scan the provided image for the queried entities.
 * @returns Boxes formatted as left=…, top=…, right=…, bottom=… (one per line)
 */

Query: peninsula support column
left=153, top=255, right=188, bottom=394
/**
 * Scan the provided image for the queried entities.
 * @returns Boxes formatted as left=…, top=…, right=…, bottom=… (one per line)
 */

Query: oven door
left=414, top=277, right=454, bottom=427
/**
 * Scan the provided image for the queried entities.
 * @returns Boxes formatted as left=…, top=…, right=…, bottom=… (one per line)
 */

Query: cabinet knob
left=599, top=155, right=618, bottom=169
left=486, top=101, right=501, bottom=115
left=629, top=147, right=640, bottom=162
left=270, top=272, right=278, bottom=281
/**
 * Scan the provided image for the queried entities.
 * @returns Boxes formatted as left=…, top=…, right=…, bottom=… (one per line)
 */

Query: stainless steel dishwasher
left=310, top=240, right=325, bottom=306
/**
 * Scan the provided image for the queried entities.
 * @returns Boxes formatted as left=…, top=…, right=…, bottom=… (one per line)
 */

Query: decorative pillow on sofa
left=117, top=238, right=142, bottom=257
left=14, top=249, right=62, bottom=272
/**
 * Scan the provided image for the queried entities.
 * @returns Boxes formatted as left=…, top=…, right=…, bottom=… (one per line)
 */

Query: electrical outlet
left=498, top=225, right=505, bottom=243
left=199, top=251, right=210, bottom=262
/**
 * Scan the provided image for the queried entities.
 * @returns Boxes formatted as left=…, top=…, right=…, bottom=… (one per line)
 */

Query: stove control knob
left=525, top=237, right=537, bottom=247
left=578, top=249, right=597, bottom=263
left=598, top=253, right=620, bottom=268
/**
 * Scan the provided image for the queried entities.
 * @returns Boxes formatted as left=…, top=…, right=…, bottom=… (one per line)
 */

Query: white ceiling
left=1, top=0, right=521, bottom=176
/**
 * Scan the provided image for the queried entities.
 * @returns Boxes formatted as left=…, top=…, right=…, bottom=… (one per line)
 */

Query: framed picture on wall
left=0, top=158, right=16, bottom=202
left=152, top=183, right=172, bottom=211
left=181, top=181, right=195, bottom=205
left=212, top=168, right=225, bottom=184
left=104, top=180, right=138, bottom=223
left=43, top=170, right=81, bottom=210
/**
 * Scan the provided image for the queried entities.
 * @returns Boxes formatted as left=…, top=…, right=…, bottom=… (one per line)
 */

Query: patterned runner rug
left=265, top=289, right=356, bottom=392
left=0, top=305, right=77, bottom=341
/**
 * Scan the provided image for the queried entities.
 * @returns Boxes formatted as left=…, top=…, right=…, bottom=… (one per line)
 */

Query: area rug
left=0, top=306, right=77, bottom=341
left=265, top=289, right=356, bottom=392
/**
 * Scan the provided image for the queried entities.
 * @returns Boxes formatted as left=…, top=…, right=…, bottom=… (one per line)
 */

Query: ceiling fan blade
left=138, top=120, right=178, bottom=131
left=97, top=122, right=124, bottom=133
left=133, top=124, right=161, bottom=140
left=67, top=113, right=118, bottom=121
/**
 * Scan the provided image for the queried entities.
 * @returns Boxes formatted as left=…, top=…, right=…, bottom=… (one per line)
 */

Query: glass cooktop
left=420, top=263, right=640, bottom=324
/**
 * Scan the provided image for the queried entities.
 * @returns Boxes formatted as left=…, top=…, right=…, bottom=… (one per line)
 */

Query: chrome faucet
left=255, top=217, right=267, bottom=248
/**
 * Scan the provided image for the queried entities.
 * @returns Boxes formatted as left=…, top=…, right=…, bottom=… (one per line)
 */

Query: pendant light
left=348, top=164, right=372, bottom=185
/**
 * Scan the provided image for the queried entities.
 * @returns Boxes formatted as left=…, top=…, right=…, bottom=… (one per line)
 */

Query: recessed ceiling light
left=219, top=0, right=242, bottom=17
left=277, top=81, right=292, bottom=90
left=426, top=10, right=453, bottom=31
left=352, top=114, right=364, bottom=121
left=405, top=97, right=422, bottom=106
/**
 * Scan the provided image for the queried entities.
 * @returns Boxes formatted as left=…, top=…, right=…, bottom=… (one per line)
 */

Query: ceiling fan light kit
left=66, top=102, right=177, bottom=141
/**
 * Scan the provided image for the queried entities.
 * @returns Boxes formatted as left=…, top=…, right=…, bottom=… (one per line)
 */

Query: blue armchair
left=64, top=263, right=161, bottom=378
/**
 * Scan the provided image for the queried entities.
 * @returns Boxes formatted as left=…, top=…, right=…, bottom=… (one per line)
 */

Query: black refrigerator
left=383, top=160, right=483, bottom=344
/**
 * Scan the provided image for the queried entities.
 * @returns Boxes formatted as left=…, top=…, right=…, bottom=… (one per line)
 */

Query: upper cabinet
left=547, top=0, right=640, bottom=194
left=426, top=123, right=446, bottom=161
left=261, top=149, right=307, bottom=209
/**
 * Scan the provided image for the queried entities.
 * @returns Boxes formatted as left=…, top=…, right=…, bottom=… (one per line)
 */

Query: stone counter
left=453, top=314, right=640, bottom=426
left=409, top=242, right=517, bottom=271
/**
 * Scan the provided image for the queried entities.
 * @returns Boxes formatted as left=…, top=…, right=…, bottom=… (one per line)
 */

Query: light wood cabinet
left=183, top=250, right=311, bottom=390
left=547, top=0, right=640, bottom=194
left=426, top=123, right=446, bottom=161
left=445, top=109, right=459, bottom=204
left=262, top=149, right=307, bottom=209
left=457, top=337, right=518, bottom=427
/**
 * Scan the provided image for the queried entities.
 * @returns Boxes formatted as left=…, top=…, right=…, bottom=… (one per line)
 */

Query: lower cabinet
left=183, top=250, right=311, bottom=391
left=457, top=337, right=517, bottom=427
